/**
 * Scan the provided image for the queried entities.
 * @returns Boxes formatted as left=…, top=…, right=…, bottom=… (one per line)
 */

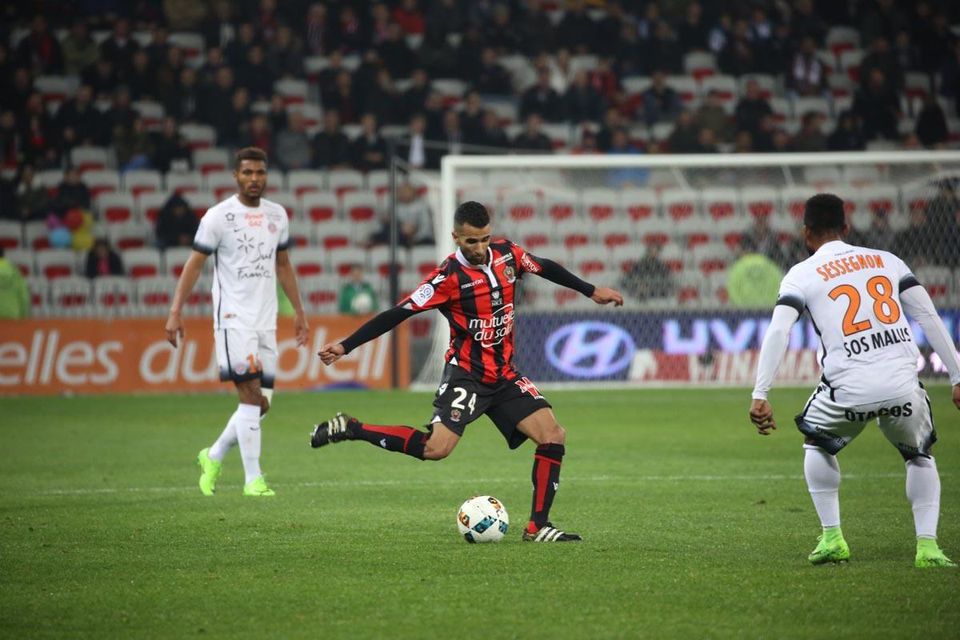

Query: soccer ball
left=457, top=495, right=509, bottom=543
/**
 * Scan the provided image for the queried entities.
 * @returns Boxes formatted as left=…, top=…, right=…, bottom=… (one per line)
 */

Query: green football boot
left=197, top=448, right=222, bottom=496
left=808, top=527, right=850, bottom=565
left=915, top=538, right=957, bottom=568
left=243, top=475, right=276, bottom=497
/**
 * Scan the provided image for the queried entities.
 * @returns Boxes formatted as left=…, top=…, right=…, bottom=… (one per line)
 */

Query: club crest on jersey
left=503, top=266, right=516, bottom=283
left=411, top=283, right=435, bottom=307
left=268, top=222, right=277, bottom=233
left=449, top=408, right=462, bottom=422
left=226, top=212, right=236, bottom=222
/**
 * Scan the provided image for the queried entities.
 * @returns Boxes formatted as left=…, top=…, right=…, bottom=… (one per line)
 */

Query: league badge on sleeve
left=411, top=283, right=435, bottom=307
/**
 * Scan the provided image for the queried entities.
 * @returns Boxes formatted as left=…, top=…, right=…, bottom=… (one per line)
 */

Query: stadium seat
left=410, top=246, right=438, bottom=276
left=843, top=165, right=882, bottom=187
left=82, top=169, right=121, bottom=198
left=205, top=171, right=236, bottom=200
left=23, top=221, right=51, bottom=250
left=163, top=246, right=194, bottom=277
left=96, top=192, right=136, bottom=223
left=311, top=219, right=353, bottom=249
left=123, top=169, right=162, bottom=197
left=7, top=248, right=34, bottom=276
left=768, top=97, right=790, bottom=123
left=93, top=276, right=135, bottom=316
left=659, top=243, right=685, bottom=273
left=676, top=271, right=703, bottom=305
left=122, top=247, right=162, bottom=278
left=37, top=168, right=64, bottom=195
left=106, top=219, right=151, bottom=250
left=138, top=191, right=170, bottom=224
left=701, top=187, right=740, bottom=221
left=826, top=26, right=860, bottom=59
left=684, top=51, right=717, bottom=81
left=36, top=249, right=78, bottom=279
left=328, top=169, right=364, bottom=198
left=635, top=216, right=673, bottom=247
left=0, top=220, right=22, bottom=248
left=662, top=190, right=698, bottom=222
left=737, top=73, right=776, bottom=99
left=543, top=191, right=579, bottom=223
left=132, top=100, right=165, bottom=129
left=512, top=218, right=554, bottom=251
left=192, top=148, right=230, bottom=175
left=862, top=184, right=897, bottom=216
left=168, top=31, right=205, bottom=67
left=503, top=189, right=542, bottom=222
left=562, top=228, right=592, bottom=251
left=598, top=216, right=635, bottom=248
left=677, top=214, right=711, bottom=248
left=700, top=75, right=738, bottom=113
left=292, top=247, right=326, bottom=277
left=582, top=187, right=620, bottom=222
left=665, top=75, right=699, bottom=108
left=166, top=172, right=202, bottom=195
left=182, top=275, right=213, bottom=316
left=302, top=191, right=340, bottom=222
left=621, top=188, right=658, bottom=221
left=300, top=275, right=340, bottom=314
left=366, top=170, right=390, bottom=199
left=715, top=215, right=753, bottom=249
left=50, top=276, right=92, bottom=316
left=792, top=96, right=830, bottom=119
left=369, top=245, right=405, bottom=277
left=136, top=276, right=176, bottom=315
left=916, top=266, right=953, bottom=304
left=343, top=190, right=379, bottom=223
left=287, top=220, right=312, bottom=248
left=740, top=186, right=779, bottom=219
left=70, top=146, right=109, bottom=172
left=26, top=276, right=48, bottom=315
left=692, top=243, right=731, bottom=276
left=269, top=191, right=298, bottom=219
left=186, top=192, right=216, bottom=219
left=780, top=185, right=818, bottom=221
left=35, top=74, right=78, bottom=108
left=274, top=78, right=309, bottom=105
left=328, top=246, right=367, bottom=276
left=573, top=245, right=609, bottom=276
left=179, top=123, right=216, bottom=150
left=287, top=169, right=325, bottom=198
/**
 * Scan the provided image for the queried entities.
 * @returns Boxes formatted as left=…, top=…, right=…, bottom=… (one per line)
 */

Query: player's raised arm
left=518, top=247, right=623, bottom=307
left=899, top=281, right=960, bottom=409
left=165, top=250, right=208, bottom=347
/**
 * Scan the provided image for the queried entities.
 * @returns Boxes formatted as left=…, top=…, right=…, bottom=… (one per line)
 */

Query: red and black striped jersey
left=400, top=239, right=547, bottom=384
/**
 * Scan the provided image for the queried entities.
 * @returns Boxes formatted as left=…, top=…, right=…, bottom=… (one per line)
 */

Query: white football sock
left=209, top=412, right=239, bottom=462
left=905, top=456, right=940, bottom=539
left=804, top=444, right=841, bottom=529
left=234, top=403, right=264, bottom=484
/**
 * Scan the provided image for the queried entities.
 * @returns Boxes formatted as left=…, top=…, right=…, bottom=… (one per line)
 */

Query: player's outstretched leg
left=522, top=443, right=581, bottom=542
left=804, top=444, right=849, bottom=563
left=906, top=456, right=957, bottom=568
left=310, top=412, right=429, bottom=459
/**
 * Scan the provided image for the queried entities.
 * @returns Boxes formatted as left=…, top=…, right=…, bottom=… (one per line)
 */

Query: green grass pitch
left=2, top=387, right=958, bottom=639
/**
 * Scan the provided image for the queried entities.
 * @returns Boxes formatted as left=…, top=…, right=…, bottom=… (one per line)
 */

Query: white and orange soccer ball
left=457, top=495, right=509, bottom=543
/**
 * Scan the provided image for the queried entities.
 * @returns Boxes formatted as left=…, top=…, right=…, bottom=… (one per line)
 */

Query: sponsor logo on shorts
left=844, top=402, right=913, bottom=422
left=515, top=376, right=544, bottom=399
left=411, top=283, right=435, bottom=307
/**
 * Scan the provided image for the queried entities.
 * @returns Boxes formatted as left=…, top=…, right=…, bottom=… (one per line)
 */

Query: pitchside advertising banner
left=513, top=310, right=960, bottom=385
left=0, top=317, right=409, bottom=395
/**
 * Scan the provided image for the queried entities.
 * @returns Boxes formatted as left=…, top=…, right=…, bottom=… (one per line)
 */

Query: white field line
left=25, top=472, right=917, bottom=497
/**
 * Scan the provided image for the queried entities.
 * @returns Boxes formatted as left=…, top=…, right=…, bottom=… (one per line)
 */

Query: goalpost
left=411, top=151, right=960, bottom=389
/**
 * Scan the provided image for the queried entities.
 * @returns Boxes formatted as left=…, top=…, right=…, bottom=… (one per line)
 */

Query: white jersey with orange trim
left=193, top=194, right=290, bottom=331
left=774, top=240, right=921, bottom=405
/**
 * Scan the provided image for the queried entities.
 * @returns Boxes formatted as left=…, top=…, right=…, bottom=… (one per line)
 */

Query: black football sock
left=351, top=420, right=428, bottom=460
left=527, top=443, right=565, bottom=532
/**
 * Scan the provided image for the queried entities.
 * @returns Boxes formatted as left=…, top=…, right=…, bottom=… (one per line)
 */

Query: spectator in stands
left=543, top=49, right=573, bottom=95
left=612, top=17, right=642, bottom=76
left=17, top=15, right=63, bottom=74
left=786, top=37, right=827, bottom=98
left=734, top=79, right=772, bottom=137
left=573, top=127, right=600, bottom=154
left=199, top=66, right=237, bottom=125
left=606, top=128, right=648, bottom=188
left=225, top=22, right=258, bottom=67
left=563, top=70, right=605, bottom=125
left=0, top=110, right=19, bottom=171
left=719, top=19, right=757, bottom=77
left=350, top=113, right=388, bottom=172
left=938, top=35, right=960, bottom=117
left=556, top=0, right=596, bottom=54
left=12, top=165, right=49, bottom=222
left=102, top=87, right=137, bottom=145
left=733, top=130, right=754, bottom=153
left=860, top=36, right=904, bottom=91
left=791, top=0, right=826, bottom=42
left=242, top=114, right=273, bottom=156
left=84, top=238, right=124, bottom=279
left=238, top=46, right=273, bottom=101
left=590, top=56, right=621, bottom=106
left=647, top=20, right=684, bottom=74
left=695, top=90, right=732, bottom=142
left=324, top=71, right=360, bottom=125
left=53, top=167, right=91, bottom=215
left=394, top=0, right=425, bottom=35
left=155, top=47, right=188, bottom=108
left=694, top=127, right=719, bottom=153
left=330, top=4, right=367, bottom=54
left=520, top=66, right=564, bottom=123
left=915, top=96, right=948, bottom=148
left=473, top=47, right=513, bottom=96
left=853, top=68, right=900, bottom=141
left=275, top=110, right=312, bottom=171
left=399, top=113, right=429, bottom=169
left=126, top=50, right=155, bottom=102
left=741, top=215, right=787, bottom=269
left=474, top=109, right=510, bottom=149
left=265, top=94, right=287, bottom=133
left=150, top=116, right=191, bottom=173
left=596, top=108, right=625, bottom=152
left=485, top=3, right=523, bottom=53
left=924, top=179, right=960, bottom=265
left=0, top=247, right=29, bottom=319
left=620, top=244, right=673, bottom=302
left=677, top=1, right=709, bottom=52
left=304, top=2, right=328, bottom=55
left=215, top=87, right=251, bottom=149
left=21, top=93, right=58, bottom=168
left=56, top=84, right=102, bottom=149
left=266, top=24, right=304, bottom=79
left=115, top=118, right=154, bottom=172
left=427, top=0, right=466, bottom=43
left=155, top=193, right=199, bottom=249
left=313, top=110, right=351, bottom=169
left=81, top=58, right=119, bottom=101
left=378, top=22, right=416, bottom=80
left=369, top=182, right=433, bottom=247
left=792, top=112, right=828, bottom=152
left=363, top=68, right=402, bottom=126
left=666, top=110, right=700, bottom=153
left=460, top=91, right=485, bottom=143
left=202, top=2, right=238, bottom=50
left=642, top=71, right=681, bottom=127
left=61, top=21, right=99, bottom=76
left=512, top=113, right=552, bottom=153
left=848, top=211, right=897, bottom=251
left=100, top=18, right=138, bottom=75
left=827, top=110, right=867, bottom=151
left=430, top=109, right=464, bottom=169
left=339, top=263, right=379, bottom=315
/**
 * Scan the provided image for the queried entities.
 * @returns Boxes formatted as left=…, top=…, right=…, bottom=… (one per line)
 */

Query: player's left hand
left=591, top=287, right=624, bottom=307
left=952, top=384, right=960, bottom=410
left=294, top=312, right=309, bottom=347
left=749, top=399, right=777, bottom=435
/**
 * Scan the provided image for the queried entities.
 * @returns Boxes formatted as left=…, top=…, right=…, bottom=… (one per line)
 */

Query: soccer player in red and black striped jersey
left=311, top=201, right=623, bottom=542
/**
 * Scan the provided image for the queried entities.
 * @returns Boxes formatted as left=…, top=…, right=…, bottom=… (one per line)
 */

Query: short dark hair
left=803, top=193, right=845, bottom=232
left=235, top=146, right=268, bottom=169
left=454, top=201, right=490, bottom=229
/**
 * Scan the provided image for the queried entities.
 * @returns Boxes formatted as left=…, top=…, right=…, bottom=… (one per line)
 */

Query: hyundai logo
left=545, top=322, right=636, bottom=378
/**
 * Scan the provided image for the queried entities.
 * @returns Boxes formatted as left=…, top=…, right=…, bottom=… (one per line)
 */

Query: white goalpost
left=410, top=151, right=960, bottom=388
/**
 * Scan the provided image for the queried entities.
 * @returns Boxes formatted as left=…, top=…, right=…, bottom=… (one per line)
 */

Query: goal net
left=411, top=151, right=960, bottom=388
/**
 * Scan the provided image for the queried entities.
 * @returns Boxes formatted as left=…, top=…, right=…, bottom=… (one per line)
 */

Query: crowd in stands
left=1, top=0, right=960, bottom=314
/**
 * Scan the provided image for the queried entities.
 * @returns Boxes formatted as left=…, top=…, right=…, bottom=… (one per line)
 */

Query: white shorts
left=214, top=329, right=278, bottom=389
left=794, top=383, right=937, bottom=459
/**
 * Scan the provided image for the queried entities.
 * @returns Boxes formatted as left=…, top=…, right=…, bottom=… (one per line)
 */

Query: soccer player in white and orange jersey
left=165, top=147, right=309, bottom=497
left=750, top=193, right=960, bottom=568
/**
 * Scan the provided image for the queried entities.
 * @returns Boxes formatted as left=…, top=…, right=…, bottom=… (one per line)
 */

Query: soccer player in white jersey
left=165, top=147, right=309, bottom=497
left=750, top=194, right=960, bottom=568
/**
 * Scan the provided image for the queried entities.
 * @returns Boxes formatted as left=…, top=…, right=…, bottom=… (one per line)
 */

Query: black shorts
left=431, top=364, right=552, bottom=449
